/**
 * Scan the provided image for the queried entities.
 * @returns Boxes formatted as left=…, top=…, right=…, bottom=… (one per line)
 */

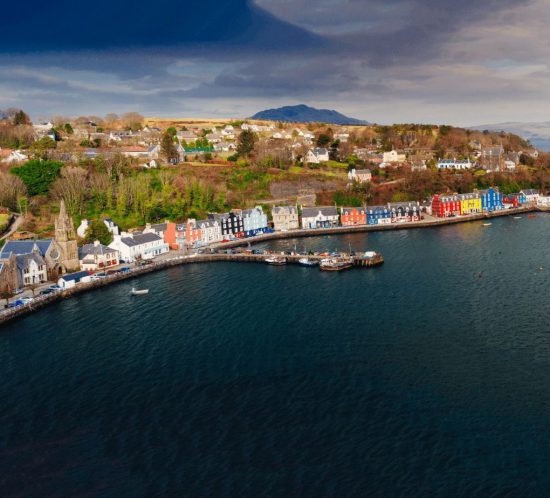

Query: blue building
left=479, top=187, right=504, bottom=212
left=242, top=206, right=269, bottom=237
left=366, top=206, right=391, bottom=225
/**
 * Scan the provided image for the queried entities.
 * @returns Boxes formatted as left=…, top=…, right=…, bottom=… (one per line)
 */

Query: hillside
left=251, top=104, right=369, bottom=125
left=470, top=121, right=550, bottom=151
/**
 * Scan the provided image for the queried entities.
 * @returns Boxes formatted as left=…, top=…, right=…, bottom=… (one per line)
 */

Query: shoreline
left=0, top=205, right=541, bottom=327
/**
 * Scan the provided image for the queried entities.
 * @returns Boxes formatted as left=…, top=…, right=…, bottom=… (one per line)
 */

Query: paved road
left=0, top=213, right=23, bottom=242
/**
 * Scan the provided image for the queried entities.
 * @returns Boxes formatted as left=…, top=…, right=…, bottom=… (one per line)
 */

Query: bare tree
left=52, top=166, right=89, bottom=215
left=0, top=173, right=27, bottom=211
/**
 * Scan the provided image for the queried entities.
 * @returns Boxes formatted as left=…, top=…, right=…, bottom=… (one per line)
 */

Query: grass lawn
left=0, top=213, right=10, bottom=232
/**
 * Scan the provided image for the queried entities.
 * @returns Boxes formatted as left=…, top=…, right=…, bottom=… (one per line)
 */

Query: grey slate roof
left=301, top=207, right=338, bottom=218
left=60, top=271, right=90, bottom=282
left=120, top=232, right=162, bottom=247
left=272, top=206, right=297, bottom=215
left=0, top=239, right=52, bottom=259
left=15, top=253, right=46, bottom=271
left=79, top=243, right=115, bottom=258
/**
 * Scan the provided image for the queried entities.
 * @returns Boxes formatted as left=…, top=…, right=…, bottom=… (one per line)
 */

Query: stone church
left=53, top=200, right=80, bottom=273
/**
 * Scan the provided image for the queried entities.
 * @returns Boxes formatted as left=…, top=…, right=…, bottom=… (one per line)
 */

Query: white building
left=304, top=148, right=330, bottom=164
left=348, top=168, right=372, bottom=183
left=301, top=207, right=339, bottom=229
left=109, top=232, right=169, bottom=263
left=382, top=150, right=406, bottom=164
left=520, top=189, right=540, bottom=205
left=77, top=218, right=119, bottom=238
left=79, top=241, right=120, bottom=271
left=437, top=159, right=474, bottom=170
left=58, top=271, right=92, bottom=289
left=16, top=253, right=48, bottom=287
left=272, top=206, right=300, bottom=231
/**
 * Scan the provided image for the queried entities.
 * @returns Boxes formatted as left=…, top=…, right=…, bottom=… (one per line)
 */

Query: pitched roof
left=301, top=206, right=338, bottom=218
left=120, top=232, right=162, bottom=247
left=79, top=243, right=115, bottom=258
left=341, top=207, right=366, bottom=215
left=272, top=205, right=297, bottom=215
left=0, top=239, right=52, bottom=259
left=16, top=253, right=45, bottom=270
left=60, top=271, right=90, bottom=282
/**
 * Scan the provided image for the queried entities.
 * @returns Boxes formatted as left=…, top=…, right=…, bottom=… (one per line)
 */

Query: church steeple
left=55, top=199, right=76, bottom=242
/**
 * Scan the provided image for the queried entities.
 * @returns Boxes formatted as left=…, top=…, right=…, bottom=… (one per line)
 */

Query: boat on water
left=483, top=223, right=492, bottom=226
left=265, top=256, right=286, bottom=266
left=131, top=287, right=149, bottom=295
left=298, top=257, right=319, bottom=267
left=319, top=257, right=354, bottom=272
left=513, top=216, right=522, bottom=219
left=528, top=214, right=537, bottom=219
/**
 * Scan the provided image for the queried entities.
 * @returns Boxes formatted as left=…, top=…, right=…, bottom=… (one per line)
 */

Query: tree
left=64, top=123, right=74, bottom=135
left=12, top=110, right=31, bottom=126
left=10, top=159, right=62, bottom=196
left=52, top=166, right=89, bottom=215
left=0, top=172, right=27, bottom=211
left=83, top=219, right=112, bottom=245
left=166, top=127, right=177, bottom=138
left=316, top=134, right=331, bottom=147
left=0, top=290, right=13, bottom=308
left=30, top=136, right=57, bottom=158
left=161, top=132, right=179, bottom=163
left=237, top=130, right=257, bottom=158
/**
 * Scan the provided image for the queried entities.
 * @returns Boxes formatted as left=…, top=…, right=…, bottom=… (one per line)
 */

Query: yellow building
left=459, top=193, right=482, bottom=215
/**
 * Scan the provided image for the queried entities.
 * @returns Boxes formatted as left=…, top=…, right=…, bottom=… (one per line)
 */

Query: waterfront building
left=366, top=206, right=392, bottom=225
left=0, top=253, right=17, bottom=293
left=437, top=159, right=474, bottom=170
left=0, top=239, right=66, bottom=280
left=242, top=206, right=268, bottom=237
left=340, top=207, right=367, bottom=226
left=479, top=187, right=504, bottom=212
left=301, top=207, right=339, bottom=229
left=431, top=194, right=461, bottom=217
left=108, top=232, right=169, bottom=263
left=15, top=253, right=48, bottom=287
left=537, top=196, right=550, bottom=207
left=503, top=194, right=521, bottom=208
left=520, top=189, right=540, bottom=205
left=58, top=271, right=92, bottom=290
left=272, top=206, right=299, bottom=231
left=79, top=241, right=120, bottom=271
left=163, top=222, right=182, bottom=250
left=143, top=222, right=168, bottom=239
left=387, top=202, right=422, bottom=222
left=198, top=219, right=223, bottom=245
left=208, top=211, right=245, bottom=238
left=458, top=192, right=482, bottom=215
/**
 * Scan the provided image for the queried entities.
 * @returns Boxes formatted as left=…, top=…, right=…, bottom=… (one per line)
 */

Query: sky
left=0, top=0, right=549, bottom=126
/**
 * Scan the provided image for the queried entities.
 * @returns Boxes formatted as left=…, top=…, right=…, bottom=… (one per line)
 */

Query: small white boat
left=482, top=223, right=492, bottom=226
left=513, top=216, right=522, bottom=219
left=131, top=287, right=149, bottom=295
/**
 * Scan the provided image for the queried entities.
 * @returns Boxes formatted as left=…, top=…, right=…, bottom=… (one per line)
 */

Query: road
left=0, top=213, right=23, bottom=242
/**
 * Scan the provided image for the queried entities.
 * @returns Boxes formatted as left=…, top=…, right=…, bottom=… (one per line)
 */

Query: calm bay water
left=2, top=215, right=550, bottom=496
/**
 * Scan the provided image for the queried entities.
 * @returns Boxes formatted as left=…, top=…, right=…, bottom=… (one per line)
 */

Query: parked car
left=7, top=300, right=24, bottom=308
left=49, top=284, right=61, bottom=291
left=39, top=288, right=54, bottom=296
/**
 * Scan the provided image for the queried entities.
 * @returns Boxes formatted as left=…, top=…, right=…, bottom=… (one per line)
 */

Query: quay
left=0, top=205, right=542, bottom=327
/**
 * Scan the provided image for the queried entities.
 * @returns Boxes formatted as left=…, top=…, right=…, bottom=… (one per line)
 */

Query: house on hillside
left=304, top=148, right=329, bottom=164
left=382, top=150, right=406, bottom=165
left=348, top=168, right=372, bottom=183
left=437, top=159, right=474, bottom=170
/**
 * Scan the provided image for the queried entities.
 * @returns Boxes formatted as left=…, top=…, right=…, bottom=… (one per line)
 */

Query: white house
left=537, top=196, right=550, bottom=207
left=334, top=133, right=350, bottom=143
left=437, top=159, right=474, bottom=170
left=79, top=241, right=120, bottom=271
left=197, top=219, right=224, bottom=245
left=301, top=207, right=339, bottom=229
left=58, top=270, right=92, bottom=289
left=520, top=189, right=540, bottom=205
left=15, top=253, right=48, bottom=287
left=304, top=148, right=330, bottom=164
left=272, top=206, right=299, bottom=231
left=109, top=232, right=169, bottom=263
left=382, top=150, right=406, bottom=164
left=77, top=218, right=119, bottom=238
left=348, top=168, right=372, bottom=183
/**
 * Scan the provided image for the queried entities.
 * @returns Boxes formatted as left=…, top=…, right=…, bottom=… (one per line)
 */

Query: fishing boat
left=298, top=257, right=319, bottom=267
left=265, top=256, right=286, bottom=266
left=319, top=257, right=353, bottom=272
left=131, top=287, right=149, bottom=295
left=482, top=222, right=492, bottom=226
left=513, top=216, right=522, bottom=219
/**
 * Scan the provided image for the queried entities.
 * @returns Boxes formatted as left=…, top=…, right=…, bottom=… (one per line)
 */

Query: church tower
left=54, top=200, right=79, bottom=271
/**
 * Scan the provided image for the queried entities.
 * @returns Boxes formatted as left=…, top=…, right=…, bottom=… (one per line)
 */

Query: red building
left=503, top=194, right=519, bottom=208
left=340, top=207, right=367, bottom=226
left=431, top=194, right=461, bottom=218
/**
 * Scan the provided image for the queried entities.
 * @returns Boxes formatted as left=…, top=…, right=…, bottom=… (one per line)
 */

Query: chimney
left=94, top=240, right=100, bottom=247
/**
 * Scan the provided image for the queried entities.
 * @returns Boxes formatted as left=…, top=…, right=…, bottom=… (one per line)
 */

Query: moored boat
left=319, top=257, right=353, bottom=272
left=131, top=287, right=149, bottom=295
left=265, top=256, right=286, bottom=266
left=298, top=257, right=319, bottom=267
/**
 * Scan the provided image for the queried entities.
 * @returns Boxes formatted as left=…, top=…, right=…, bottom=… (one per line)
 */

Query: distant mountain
left=470, top=121, right=550, bottom=150
left=251, top=104, right=369, bottom=125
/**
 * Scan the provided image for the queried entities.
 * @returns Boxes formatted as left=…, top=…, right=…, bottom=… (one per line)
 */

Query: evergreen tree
left=161, top=132, right=179, bottom=163
left=237, top=130, right=257, bottom=157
